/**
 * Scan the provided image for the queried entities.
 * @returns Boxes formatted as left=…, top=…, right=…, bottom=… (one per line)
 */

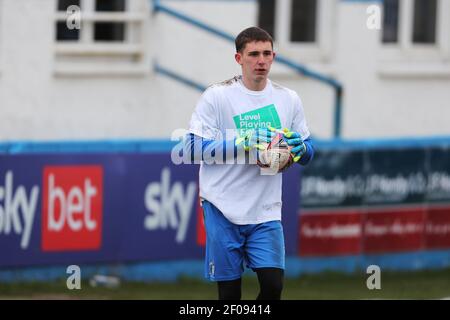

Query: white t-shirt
left=189, top=75, right=310, bottom=225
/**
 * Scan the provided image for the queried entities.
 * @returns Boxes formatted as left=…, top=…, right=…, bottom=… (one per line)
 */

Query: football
left=257, top=133, right=294, bottom=173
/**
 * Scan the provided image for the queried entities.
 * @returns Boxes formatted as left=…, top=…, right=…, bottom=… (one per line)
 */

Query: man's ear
left=273, top=51, right=276, bottom=60
left=235, top=52, right=243, bottom=65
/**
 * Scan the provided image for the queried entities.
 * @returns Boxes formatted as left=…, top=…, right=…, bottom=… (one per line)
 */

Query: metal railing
left=152, top=0, right=344, bottom=138
left=154, top=62, right=207, bottom=92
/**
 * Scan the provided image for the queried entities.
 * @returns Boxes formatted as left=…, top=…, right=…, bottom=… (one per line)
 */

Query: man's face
left=235, top=41, right=275, bottom=84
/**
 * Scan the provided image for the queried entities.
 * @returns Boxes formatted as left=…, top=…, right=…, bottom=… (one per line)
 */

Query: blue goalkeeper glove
left=284, top=129, right=306, bottom=163
left=267, top=126, right=306, bottom=163
left=235, top=128, right=276, bottom=151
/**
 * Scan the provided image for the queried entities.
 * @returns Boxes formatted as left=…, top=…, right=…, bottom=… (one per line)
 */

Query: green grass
left=1, top=268, right=449, bottom=300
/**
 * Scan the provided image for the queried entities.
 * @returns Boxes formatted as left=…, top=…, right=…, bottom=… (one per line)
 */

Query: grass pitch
left=1, top=268, right=449, bottom=300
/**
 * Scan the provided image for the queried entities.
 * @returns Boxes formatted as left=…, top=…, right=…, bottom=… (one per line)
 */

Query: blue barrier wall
left=1, top=138, right=450, bottom=282
left=0, top=139, right=300, bottom=281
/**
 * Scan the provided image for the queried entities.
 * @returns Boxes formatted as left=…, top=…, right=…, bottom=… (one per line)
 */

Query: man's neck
left=241, top=75, right=267, bottom=91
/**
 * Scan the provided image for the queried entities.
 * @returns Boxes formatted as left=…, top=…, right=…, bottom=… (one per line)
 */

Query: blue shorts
left=202, top=200, right=285, bottom=281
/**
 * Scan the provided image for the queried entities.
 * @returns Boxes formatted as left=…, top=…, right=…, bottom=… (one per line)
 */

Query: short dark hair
left=235, top=27, right=273, bottom=53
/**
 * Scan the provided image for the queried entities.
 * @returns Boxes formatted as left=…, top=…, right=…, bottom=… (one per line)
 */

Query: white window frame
left=273, top=0, right=336, bottom=63
left=379, top=0, right=450, bottom=77
left=54, top=0, right=150, bottom=76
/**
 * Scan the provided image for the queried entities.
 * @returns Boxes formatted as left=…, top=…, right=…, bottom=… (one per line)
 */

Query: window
left=379, top=0, right=450, bottom=77
left=259, top=0, right=319, bottom=44
left=290, top=0, right=317, bottom=43
left=56, top=21, right=80, bottom=41
left=257, top=0, right=276, bottom=39
left=382, top=0, right=399, bottom=43
left=56, top=0, right=127, bottom=43
left=412, top=0, right=437, bottom=44
left=56, top=0, right=81, bottom=41
left=95, top=0, right=125, bottom=11
left=54, top=0, right=149, bottom=76
left=58, top=0, right=80, bottom=11
left=94, top=22, right=125, bottom=41
left=94, top=0, right=125, bottom=41
left=382, top=0, right=438, bottom=45
left=257, top=0, right=333, bottom=62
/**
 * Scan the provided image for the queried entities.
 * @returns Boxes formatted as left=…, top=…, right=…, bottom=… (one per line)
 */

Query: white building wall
left=0, top=0, right=449, bottom=141
left=335, top=2, right=450, bottom=139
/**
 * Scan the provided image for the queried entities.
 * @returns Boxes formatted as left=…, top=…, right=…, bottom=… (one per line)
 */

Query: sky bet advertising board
left=0, top=153, right=300, bottom=268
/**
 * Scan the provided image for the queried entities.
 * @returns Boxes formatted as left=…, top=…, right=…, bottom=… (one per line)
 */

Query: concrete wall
left=0, top=0, right=449, bottom=141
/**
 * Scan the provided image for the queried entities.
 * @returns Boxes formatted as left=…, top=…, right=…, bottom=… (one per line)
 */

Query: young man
left=185, top=27, right=314, bottom=300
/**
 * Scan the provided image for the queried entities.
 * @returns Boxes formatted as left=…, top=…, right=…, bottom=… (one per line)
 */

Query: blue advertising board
left=0, top=152, right=300, bottom=267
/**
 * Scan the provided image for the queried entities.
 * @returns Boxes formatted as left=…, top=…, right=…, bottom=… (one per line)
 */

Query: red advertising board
left=363, top=207, right=425, bottom=253
left=299, top=206, right=450, bottom=256
left=42, top=166, right=103, bottom=252
left=299, top=211, right=362, bottom=256
left=425, top=206, right=450, bottom=249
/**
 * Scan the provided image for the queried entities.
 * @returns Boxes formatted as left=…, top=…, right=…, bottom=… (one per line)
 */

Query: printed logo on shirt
left=233, top=104, right=282, bottom=137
